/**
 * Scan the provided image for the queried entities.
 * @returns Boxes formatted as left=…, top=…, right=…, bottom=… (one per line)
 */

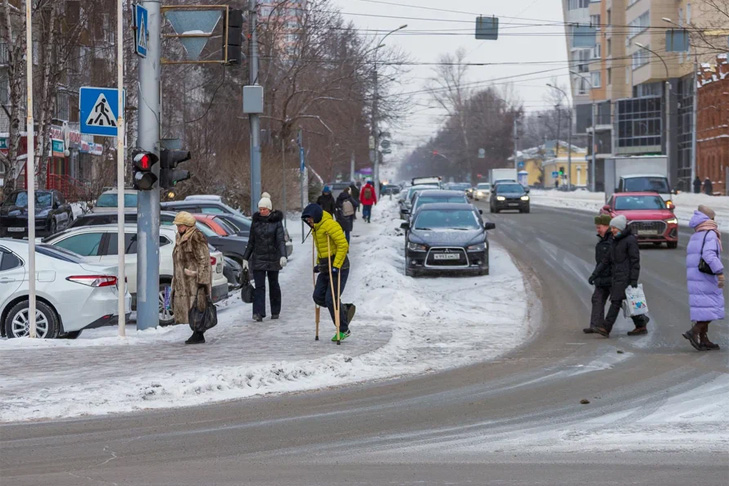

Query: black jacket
left=591, top=232, right=613, bottom=288
left=693, top=178, right=702, bottom=194
left=316, top=193, right=336, bottom=215
left=704, top=179, right=713, bottom=195
left=335, top=192, right=356, bottom=231
left=349, top=184, right=360, bottom=206
left=243, top=210, right=286, bottom=272
left=595, top=227, right=640, bottom=300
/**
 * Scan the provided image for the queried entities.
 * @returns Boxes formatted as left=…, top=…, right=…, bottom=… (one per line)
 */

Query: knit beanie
left=261, top=192, right=271, bottom=199
left=258, top=197, right=273, bottom=210
left=609, top=214, right=627, bottom=231
left=594, top=214, right=612, bottom=226
left=323, top=185, right=331, bottom=194
left=698, top=204, right=716, bottom=220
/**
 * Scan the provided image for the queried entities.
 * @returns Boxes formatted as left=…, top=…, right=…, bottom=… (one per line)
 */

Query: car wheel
left=667, top=241, right=678, bottom=249
left=4, top=300, right=60, bottom=339
left=158, top=282, right=175, bottom=326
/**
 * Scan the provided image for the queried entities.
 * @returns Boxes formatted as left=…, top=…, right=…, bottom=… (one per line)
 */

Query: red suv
left=600, top=192, right=679, bottom=249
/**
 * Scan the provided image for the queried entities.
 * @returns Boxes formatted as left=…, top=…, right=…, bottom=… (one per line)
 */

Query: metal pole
left=249, top=0, right=261, bottom=213
left=136, top=0, right=161, bottom=330
left=299, top=128, right=306, bottom=243
left=691, top=48, right=698, bottom=185
left=513, top=118, right=518, bottom=170
left=567, top=109, right=572, bottom=189
left=371, top=66, right=379, bottom=198
left=281, top=137, right=287, bottom=230
left=350, top=150, right=355, bottom=182
left=25, top=0, right=36, bottom=338
left=116, top=0, right=125, bottom=337
left=591, top=100, right=596, bottom=192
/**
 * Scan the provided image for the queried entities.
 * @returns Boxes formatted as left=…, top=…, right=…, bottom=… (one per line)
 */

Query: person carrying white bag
left=593, top=215, right=651, bottom=337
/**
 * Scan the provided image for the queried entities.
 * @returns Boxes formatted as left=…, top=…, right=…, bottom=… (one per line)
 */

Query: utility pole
left=136, top=0, right=161, bottom=330
left=116, top=0, right=126, bottom=336
left=281, top=138, right=287, bottom=230
left=371, top=67, right=379, bottom=198
left=25, top=0, right=36, bottom=338
left=248, top=0, right=261, bottom=212
left=512, top=117, right=518, bottom=170
left=298, top=128, right=306, bottom=242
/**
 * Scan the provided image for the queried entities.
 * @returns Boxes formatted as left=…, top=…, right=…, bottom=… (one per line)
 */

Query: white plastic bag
left=623, top=284, right=649, bottom=317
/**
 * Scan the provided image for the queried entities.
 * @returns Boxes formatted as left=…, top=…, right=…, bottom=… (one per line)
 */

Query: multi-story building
left=258, top=0, right=306, bottom=55
left=696, top=54, right=729, bottom=194
left=563, top=0, right=717, bottom=192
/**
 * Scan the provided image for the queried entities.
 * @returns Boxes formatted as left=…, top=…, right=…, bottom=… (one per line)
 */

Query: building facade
left=696, top=54, right=729, bottom=195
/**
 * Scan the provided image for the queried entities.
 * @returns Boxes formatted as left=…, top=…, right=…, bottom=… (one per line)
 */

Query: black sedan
left=401, top=203, right=495, bottom=277
left=489, top=182, right=530, bottom=213
left=0, top=190, right=73, bottom=238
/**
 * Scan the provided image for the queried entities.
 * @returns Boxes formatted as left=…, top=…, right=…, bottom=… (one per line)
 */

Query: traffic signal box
left=225, top=9, right=244, bottom=65
left=132, top=150, right=159, bottom=191
left=159, top=149, right=192, bottom=189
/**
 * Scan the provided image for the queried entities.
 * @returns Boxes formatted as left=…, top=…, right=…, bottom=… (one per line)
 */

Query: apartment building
left=563, top=0, right=717, bottom=192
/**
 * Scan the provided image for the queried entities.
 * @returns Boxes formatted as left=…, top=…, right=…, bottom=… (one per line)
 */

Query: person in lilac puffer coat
left=684, top=205, right=725, bottom=351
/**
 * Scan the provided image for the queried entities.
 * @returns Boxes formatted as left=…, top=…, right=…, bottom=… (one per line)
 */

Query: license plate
left=434, top=253, right=460, bottom=260
left=638, top=230, right=659, bottom=235
left=8, top=227, right=25, bottom=233
left=508, top=203, right=519, bottom=207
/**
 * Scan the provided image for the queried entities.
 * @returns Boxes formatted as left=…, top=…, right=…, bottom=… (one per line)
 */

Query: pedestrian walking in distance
left=171, top=211, right=212, bottom=345
left=335, top=186, right=357, bottom=243
left=693, top=176, right=702, bottom=194
left=585, top=214, right=613, bottom=334
left=349, top=182, right=360, bottom=215
left=316, top=186, right=336, bottom=215
left=301, top=203, right=355, bottom=341
left=593, top=214, right=650, bottom=337
left=359, top=180, right=377, bottom=223
left=704, top=177, right=713, bottom=196
left=683, top=205, right=724, bottom=351
left=242, top=196, right=287, bottom=322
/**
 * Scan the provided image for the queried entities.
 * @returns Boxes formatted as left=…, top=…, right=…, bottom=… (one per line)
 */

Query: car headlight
left=477, top=191, right=483, bottom=196
left=520, top=195, right=530, bottom=201
left=665, top=218, right=678, bottom=225
left=407, top=242, right=427, bottom=251
left=466, top=243, right=485, bottom=251
left=496, top=196, right=506, bottom=201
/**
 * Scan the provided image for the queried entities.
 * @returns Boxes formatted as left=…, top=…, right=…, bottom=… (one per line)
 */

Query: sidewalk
left=0, top=200, right=530, bottom=422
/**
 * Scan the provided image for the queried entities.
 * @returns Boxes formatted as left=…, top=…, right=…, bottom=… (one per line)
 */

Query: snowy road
left=1, top=202, right=727, bottom=485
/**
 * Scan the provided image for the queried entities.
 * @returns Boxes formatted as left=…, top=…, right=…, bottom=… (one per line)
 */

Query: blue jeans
left=252, top=270, right=281, bottom=317
left=313, top=267, right=349, bottom=332
left=362, top=205, right=372, bottom=222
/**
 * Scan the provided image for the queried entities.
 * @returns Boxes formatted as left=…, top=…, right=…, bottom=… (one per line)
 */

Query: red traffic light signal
left=132, top=150, right=159, bottom=191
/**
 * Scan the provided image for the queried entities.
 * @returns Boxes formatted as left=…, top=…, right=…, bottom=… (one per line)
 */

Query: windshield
left=623, top=177, right=670, bottom=193
left=415, top=196, right=467, bottom=209
left=413, top=209, right=480, bottom=230
left=496, top=183, right=525, bottom=194
left=476, top=183, right=491, bottom=190
left=615, top=195, right=666, bottom=210
left=3, top=191, right=53, bottom=208
left=96, top=193, right=138, bottom=208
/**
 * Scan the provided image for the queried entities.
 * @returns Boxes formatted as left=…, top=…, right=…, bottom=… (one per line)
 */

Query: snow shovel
left=326, top=236, right=342, bottom=345
left=313, top=235, right=320, bottom=341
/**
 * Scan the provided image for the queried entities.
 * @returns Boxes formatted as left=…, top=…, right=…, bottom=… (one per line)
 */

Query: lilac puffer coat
left=686, top=211, right=725, bottom=322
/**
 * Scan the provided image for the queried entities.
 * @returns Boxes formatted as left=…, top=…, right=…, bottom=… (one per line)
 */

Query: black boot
left=253, top=314, right=263, bottom=322
left=185, top=331, right=205, bottom=345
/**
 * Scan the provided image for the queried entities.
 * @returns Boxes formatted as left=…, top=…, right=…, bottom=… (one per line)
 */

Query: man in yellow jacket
left=302, top=203, right=355, bottom=341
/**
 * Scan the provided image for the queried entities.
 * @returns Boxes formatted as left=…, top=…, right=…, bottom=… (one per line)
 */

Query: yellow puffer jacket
left=313, top=211, right=349, bottom=269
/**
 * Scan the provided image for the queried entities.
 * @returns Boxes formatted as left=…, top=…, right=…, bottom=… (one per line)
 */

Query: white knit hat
left=261, top=192, right=271, bottom=199
left=258, top=197, right=273, bottom=210
left=609, top=214, right=627, bottom=231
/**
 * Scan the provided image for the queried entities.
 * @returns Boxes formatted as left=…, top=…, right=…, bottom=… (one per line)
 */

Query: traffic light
left=225, top=8, right=244, bottom=65
left=132, top=150, right=159, bottom=191
left=559, top=166, right=565, bottom=176
left=159, top=149, right=192, bottom=189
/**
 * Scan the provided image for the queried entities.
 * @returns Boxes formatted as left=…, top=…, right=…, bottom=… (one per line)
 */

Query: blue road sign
left=551, top=171, right=559, bottom=178
left=134, top=4, right=148, bottom=58
left=80, top=87, right=124, bottom=137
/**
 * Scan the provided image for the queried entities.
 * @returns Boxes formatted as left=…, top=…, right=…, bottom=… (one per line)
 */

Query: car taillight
left=66, top=275, right=118, bottom=287
left=210, top=256, right=217, bottom=265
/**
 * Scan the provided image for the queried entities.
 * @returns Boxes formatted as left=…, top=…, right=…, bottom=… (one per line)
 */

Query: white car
left=474, top=183, right=491, bottom=200
left=0, top=239, right=130, bottom=339
left=43, top=225, right=228, bottom=326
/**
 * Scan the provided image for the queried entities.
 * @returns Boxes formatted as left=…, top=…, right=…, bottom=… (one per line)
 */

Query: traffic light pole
left=137, top=0, right=161, bottom=330
left=248, top=0, right=261, bottom=213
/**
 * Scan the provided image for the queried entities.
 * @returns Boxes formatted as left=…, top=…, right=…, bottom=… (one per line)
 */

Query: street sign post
left=134, top=4, right=148, bottom=58
left=80, top=87, right=125, bottom=137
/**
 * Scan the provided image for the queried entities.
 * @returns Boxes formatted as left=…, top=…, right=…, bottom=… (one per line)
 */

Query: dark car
left=401, top=203, right=495, bottom=277
left=0, top=190, right=73, bottom=238
left=192, top=218, right=250, bottom=269
left=69, top=210, right=179, bottom=228
left=399, top=184, right=438, bottom=220
left=160, top=196, right=246, bottom=217
left=489, top=182, right=530, bottom=213
left=410, top=190, right=469, bottom=221
left=445, top=182, right=471, bottom=194
left=381, top=184, right=401, bottom=196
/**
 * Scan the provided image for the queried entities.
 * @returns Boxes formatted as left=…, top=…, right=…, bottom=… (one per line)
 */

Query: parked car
left=599, top=192, right=679, bottom=249
left=410, top=190, right=469, bottom=220
left=328, top=182, right=352, bottom=199
left=489, top=182, right=530, bottom=213
left=381, top=184, right=401, bottom=196
left=473, top=183, right=491, bottom=201
left=399, top=184, right=438, bottom=220
left=0, top=190, right=73, bottom=238
left=192, top=216, right=251, bottom=273
left=161, top=195, right=247, bottom=218
left=212, top=213, right=252, bottom=237
left=400, top=203, right=495, bottom=277
left=91, top=189, right=138, bottom=213
left=0, top=239, right=130, bottom=338
left=43, top=224, right=229, bottom=325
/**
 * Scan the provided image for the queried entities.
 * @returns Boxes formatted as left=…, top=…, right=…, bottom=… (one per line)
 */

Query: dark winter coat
left=693, top=177, right=702, bottom=194
left=704, top=178, right=713, bottom=195
left=316, top=193, right=337, bottom=214
left=595, top=226, right=641, bottom=301
left=335, top=192, right=356, bottom=232
left=590, top=232, right=613, bottom=288
left=172, top=227, right=212, bottom=324
left=243, top=210, right=286, bottom=272
left=349, top=184, right=360, bottom=208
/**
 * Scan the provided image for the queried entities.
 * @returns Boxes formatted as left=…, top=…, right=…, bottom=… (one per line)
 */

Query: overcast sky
left=330, top=0, right=570, bottom=165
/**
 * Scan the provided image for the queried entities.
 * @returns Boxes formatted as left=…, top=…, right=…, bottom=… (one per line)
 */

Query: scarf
left=695, top=220, right=723, bottom=252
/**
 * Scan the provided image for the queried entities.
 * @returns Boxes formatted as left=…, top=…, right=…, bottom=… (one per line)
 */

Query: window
left=607, top=9, right=611, bottom=26
left=627, top=11, right=650, bottom=41
left=54, top=233, right=104, bottom=256
left=96, top=193, right=138, bottom=208
left=607, top=39, right=611, bottom=56
left=590, top=14, right=601, bottom=30
left=0, top=70, right=8, bottom=105
left=632, top=45, right=650, bottom=70
left=568, top=0, right=589, bottom=9
left=591, top=71, right=601, bottom=88
left=615, top=195, right=665, bottom=210
left=200, top=206, right=227, bottom=214
left=0, top=248, right=23, bottom=271
left=592, top=43, right=601, bottom=59
left=607, top=68, right=612, bottom=85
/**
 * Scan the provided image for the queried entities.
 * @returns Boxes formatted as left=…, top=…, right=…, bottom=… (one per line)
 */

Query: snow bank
left=0, top=200, right=531, bottom=422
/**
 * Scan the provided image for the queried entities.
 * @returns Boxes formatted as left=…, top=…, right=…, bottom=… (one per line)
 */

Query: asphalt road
left=1, top=204, right=727, bottom=486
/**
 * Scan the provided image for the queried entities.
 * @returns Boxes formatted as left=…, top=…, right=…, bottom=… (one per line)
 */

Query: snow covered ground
left=0, top=199, right=531, bottom=422
left=530, top=189, right=729, bottom=231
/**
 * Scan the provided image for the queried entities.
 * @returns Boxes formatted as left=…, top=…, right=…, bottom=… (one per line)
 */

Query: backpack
left=342, top=199, right=355, bottom=216
left=363, top=186, right=373, bottom=200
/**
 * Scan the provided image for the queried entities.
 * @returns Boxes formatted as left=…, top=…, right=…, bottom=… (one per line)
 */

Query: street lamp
left=547, top=83, right=572, bottom=189
left=570, top=70, right=597, bottom=192
left=372, top=24, right=407, bottom=199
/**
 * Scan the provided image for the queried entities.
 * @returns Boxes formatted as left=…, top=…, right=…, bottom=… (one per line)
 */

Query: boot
left=628, top=316, right=650, bottom=335
left=253, top=314, right=263, bottom=322
left=185, top=331, right=205, bottom=345
left=583, top=327, right=595, bottom=334
left=682, top=323, right=705, bottom=351
left=699, top=322, right=720, bottom=350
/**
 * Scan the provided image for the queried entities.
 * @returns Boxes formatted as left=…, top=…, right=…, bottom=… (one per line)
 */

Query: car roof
left=613, top=191, right=663, bottom=197
left=185, top=195, right=223, bottom=202
left=100, top=189, right=138, bottom=194
left=417, top=190, right=467, bottom=197
left=621, top=174, right=668, bottom=178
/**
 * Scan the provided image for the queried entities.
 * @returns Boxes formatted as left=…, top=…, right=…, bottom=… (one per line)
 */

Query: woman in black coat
left=242, top=196, right=287, bottom=321
left=335, top=187, right=357, bottom=242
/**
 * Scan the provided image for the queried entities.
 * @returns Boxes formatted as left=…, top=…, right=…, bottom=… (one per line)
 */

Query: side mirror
left=525, top=187, right=530, bottom=193
left=400, top=222, right=409, bottom=230
left=484, top=222, right=496, bottom=230
left=602, top=204, right=611, bottom=211
left=479, top=209, right=483, bottom=215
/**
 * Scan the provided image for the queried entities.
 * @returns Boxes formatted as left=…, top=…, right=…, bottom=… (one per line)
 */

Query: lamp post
left=372, top=24, right=407, bottom=199
left=547, top=83, right=572, bottom=189
left=570, top=70, right=597, bottom=192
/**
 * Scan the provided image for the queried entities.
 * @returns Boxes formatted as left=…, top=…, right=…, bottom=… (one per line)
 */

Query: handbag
left=698, top=231, right=716, bottom=275
left=240, top=268, right=255, bottom=303
left=622, top=284, right=649, bottom=318
left=188, top=287, right=218, bottom=332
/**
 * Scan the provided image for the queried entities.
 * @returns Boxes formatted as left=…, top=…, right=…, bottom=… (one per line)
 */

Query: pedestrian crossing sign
left=80, top=87, right=125, bottom=137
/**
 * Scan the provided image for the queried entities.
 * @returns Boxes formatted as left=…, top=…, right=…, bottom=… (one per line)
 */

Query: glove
left=184, top=268, right=198, bottom=277
left=331, top=267, right=339, bottom=274
left=718, top=274, right=725, bottom=289
left=242, top=260, right=248, bottom=271
left=279, top=257, right=287, bottom=268
left=630, top=280, right=638, bottom=288
left=313, top=265, right=320, bottom=274
left=588, top=275, right=596, bottom=286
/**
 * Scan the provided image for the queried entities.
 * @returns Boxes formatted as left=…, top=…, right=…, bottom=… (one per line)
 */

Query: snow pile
left=0, top=200, right=531, bottom=422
